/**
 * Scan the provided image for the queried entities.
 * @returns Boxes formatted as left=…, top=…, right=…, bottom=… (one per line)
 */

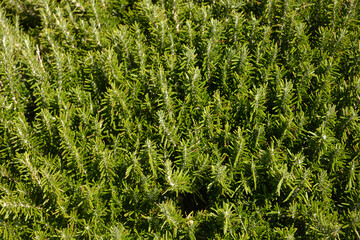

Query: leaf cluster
left=0, top=0, right=360, bottom=239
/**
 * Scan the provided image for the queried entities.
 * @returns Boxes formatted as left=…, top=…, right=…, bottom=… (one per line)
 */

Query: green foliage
left=0, top=0, right=360, bottom=238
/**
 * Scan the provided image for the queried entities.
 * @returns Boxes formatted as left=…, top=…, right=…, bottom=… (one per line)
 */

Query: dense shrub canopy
left=0, top=0, right=360, bottom=239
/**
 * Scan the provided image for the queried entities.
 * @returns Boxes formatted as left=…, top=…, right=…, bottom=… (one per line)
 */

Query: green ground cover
left=0, top=0, right=360, bottom=239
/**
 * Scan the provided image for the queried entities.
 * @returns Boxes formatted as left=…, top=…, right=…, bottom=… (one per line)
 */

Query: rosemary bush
left=0, top=0, right=359, bottom=239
